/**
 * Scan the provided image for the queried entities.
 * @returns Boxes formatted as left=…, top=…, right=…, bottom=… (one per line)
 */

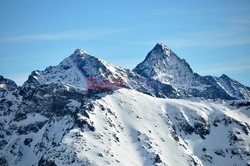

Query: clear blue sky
left=0, top=0, right=250, bottom=86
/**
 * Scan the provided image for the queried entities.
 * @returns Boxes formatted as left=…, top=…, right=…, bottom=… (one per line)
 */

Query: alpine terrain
left=0, top=43, right=250, bottom=166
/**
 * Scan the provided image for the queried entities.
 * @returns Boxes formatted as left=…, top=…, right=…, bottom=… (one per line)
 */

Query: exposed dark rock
left=181, top=123, right=195, bottom=135
left=214, top=149, right=226, bottom=157
left=201, top=154, right=213, bottom=164
left=24, top=138, right=33, bottom=146
left=14, top=113, right=27, bottom=122
left=0, top=157, right=8, bottom=166
left=153, top=154, right=162, bottom=164
left=38, top=156, right=57, bottom=166
left=17, top=121, right=47, bottom=135
left=0, top=140, right=7, bottom=150
left=97, top=153, right=103, bottom=157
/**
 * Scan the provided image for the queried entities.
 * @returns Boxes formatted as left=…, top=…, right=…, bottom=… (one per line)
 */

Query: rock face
left=133, top=43, right=197, bottom=85
left=134, top=43, right=250, bottom=100
left=0, top=43, right=250, bottom=166
left=204, top=74, right=250, bottom=100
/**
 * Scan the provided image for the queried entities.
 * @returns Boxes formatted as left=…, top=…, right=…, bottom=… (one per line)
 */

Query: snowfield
left=1, top=83, right=249, bottom=165
left=69, top=89, right=249, bottom=166
left=43, top=88, right=249, bottom=166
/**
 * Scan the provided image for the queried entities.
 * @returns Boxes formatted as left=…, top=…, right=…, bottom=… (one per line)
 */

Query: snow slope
left=78, top=89, right=249, bottom=166
left=1, top=83, right=249, bottom=165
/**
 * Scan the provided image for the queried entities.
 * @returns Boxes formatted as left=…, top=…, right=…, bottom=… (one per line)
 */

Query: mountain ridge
left=0, top=76, right=249, bottom=166
left=133, top=43, right=250, bottom=100
left=5, top=43, right=250, bottom=100
left=0, top=43, right=250, bottom=166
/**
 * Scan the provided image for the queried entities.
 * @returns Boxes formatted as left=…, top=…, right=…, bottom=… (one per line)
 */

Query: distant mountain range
left=0, top=43, right=249, bottom=166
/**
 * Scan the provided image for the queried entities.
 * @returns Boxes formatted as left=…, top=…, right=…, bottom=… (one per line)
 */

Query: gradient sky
left=0, top=0, right=250, bottom=86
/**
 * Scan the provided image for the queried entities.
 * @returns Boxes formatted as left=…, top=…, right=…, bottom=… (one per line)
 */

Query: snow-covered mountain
left=205, top=74, right=250, bottom=101
left=24, top=48, right=178, bottom=99
left=133, top=43, right=250, bottom=100
left=1, top=44, right=250, bottom=166
left=133, top=43, right=199, bottom=86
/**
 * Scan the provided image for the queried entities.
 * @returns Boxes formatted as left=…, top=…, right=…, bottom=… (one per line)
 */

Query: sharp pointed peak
left=154, top=42, right=171, bottom=51
left=220, top=74, right=230, bottom=79
left=74, top=48, right=88, bottom=55
left=145, top=42, right=172, bottom=59
left=68, top=48, right=90, bottom=61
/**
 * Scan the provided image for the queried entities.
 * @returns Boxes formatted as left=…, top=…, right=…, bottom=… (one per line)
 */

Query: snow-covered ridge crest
left=23, top=50, right=88, bottom=90
left=23, top=48, right=121, bottom=90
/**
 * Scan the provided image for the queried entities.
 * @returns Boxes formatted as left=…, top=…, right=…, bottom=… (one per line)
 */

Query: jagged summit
left=0, top=75, right=17, bottom=88
left=220, top=74, right=230, bottom=79
left=74, top=48, right=87, bottom=55
left=23, top=49, right=94, bottom=89
left=134, top=42, right=250, bottom=100
left=155, top=42, right=171, bottom=51
left=145, top=43, right=172, bottom=61
left=68, top=48, right=89, bottom=61
left=133, top=42, right=194, bottom=85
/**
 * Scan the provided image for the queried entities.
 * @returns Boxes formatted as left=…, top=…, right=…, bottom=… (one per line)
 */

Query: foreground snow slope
left=0, top=78, right=249, bottom=166
left=77, top=89, right=249, bottom=166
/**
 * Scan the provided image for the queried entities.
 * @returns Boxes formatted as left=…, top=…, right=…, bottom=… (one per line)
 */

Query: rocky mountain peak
left=0, top=75, right=17, bottom=90
left=133, top=43, right=194, bottom=85
left=220, top=74, right=230, bottom=80
left=155, top=42, right=171, bottom=52
left=133, top=42, right=250, bottom=100
left=144, top=43, right=172, bottom=61
left=74, top=48, right=87, bottom=55
left=68, top=49, right=89, bottom=63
